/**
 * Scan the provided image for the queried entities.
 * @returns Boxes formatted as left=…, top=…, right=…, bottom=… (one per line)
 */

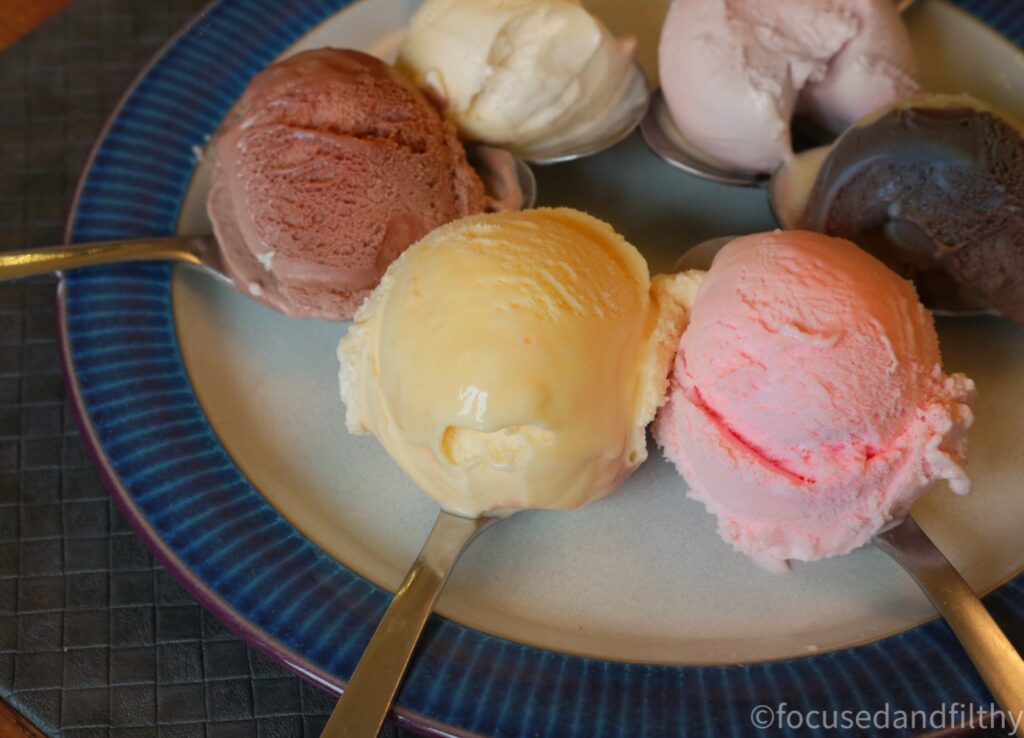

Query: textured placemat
left=0, top=1, right=408, bottom=735
left=2, top=1, right=1023, bottom=738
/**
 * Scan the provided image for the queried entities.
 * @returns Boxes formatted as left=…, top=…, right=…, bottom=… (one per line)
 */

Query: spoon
left=0, top=152, right=536, bottom=289
left=875, top=516, right=1024, bottom=722
left=320, top=510, right=499, bottom=738
left=641, top=0, right=918, bottom=184
left=523, top=63, right=650, bottom=165
left=676, top=237, right=1024, bottom=719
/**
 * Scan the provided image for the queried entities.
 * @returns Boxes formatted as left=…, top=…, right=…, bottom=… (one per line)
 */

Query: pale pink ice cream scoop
left=653, top=231, right=975, bottom=568
left=207, top=48, right=487, bottom=320
left=658, top=0, right=918, bottom=173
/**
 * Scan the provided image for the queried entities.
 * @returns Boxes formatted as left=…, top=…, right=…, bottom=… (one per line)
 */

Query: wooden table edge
left=0, top=698, right=45, bottom=738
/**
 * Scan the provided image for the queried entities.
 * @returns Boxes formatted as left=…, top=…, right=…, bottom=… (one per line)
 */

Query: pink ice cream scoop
left=658, top=0, right=919, bottom=174
left=653, top=231, right=975, bottom=568
left=207, top=48, right=488, bottom=320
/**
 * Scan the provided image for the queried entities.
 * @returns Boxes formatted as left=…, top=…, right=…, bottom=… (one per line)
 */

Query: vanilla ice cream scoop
left=397, top=0, right=644, bottom=161
left=339, top=208, right=688, bottom=517
left=658, top=0, right=918, bottom=174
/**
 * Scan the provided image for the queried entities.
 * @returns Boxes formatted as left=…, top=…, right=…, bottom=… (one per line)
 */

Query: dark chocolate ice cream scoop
left=772, top=94, right=1024, bottom=321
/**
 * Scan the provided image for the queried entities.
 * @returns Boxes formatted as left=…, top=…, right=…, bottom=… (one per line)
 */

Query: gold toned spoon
left=875, top=516, right=1024, bottom=720
left=320, top=510, right=498, bottom=738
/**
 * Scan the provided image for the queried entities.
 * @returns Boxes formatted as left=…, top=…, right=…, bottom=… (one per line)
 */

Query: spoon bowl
left=525, top=63, right=651, bottom=165
left=639, top=91, right=768, bottom=187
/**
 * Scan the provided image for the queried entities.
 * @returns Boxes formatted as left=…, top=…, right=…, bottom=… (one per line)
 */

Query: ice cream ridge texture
left=787, top=95, right=1024, bottom=322
left=339, top=208, right=690, bottom=518
left=208, top=48, right=488, bottom=320
left=397, top=0, right=639, bottom=159
left=653, top=231, right=975, bottom=569
left=658, top=0, right=918, bottom=173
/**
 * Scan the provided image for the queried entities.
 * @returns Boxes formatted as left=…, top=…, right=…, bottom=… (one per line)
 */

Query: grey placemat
left=0, top=2, right=409, bottom=736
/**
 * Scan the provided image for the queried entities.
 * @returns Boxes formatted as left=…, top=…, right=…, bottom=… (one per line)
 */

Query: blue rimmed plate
left=61, top=1, right=1024, bottom=736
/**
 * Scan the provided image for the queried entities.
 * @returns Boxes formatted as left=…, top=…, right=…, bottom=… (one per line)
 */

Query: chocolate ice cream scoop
left=772, top=94, right=1024, bottom=321
left=208, top=48, right=524, bottom=321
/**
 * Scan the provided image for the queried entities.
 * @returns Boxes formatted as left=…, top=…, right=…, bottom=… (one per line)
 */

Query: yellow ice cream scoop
left=338, top=207, right=687, bottom=517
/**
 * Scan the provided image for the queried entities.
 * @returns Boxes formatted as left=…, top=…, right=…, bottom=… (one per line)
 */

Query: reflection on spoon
left=0, top=152, right=536, bottom=316
left=639, top=91, right=767, bottom=187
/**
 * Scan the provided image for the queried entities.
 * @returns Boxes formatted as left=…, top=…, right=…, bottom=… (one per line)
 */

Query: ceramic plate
left=61, top=1, right=1024, bottom=735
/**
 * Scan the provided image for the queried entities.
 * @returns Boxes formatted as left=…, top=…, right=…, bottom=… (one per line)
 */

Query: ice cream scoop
left=661, top=231, right=1024, bottom=721
left=339, top=207, right=688, bottom=516
left=208, top=48, right=492, bottom=321
left=396, top=0, right=649, bottom=163
left=645, top=0, right=918, bottom=181
left=771, top=94, right=1024, bottom=322
left=327, top=208, right=689, bottom=733
left=654, top=230, right=975, bottom=568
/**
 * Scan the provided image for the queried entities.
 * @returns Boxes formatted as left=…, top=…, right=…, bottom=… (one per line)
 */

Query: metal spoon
left=641, top=0, right=918, bottom=184
left=0, top=153, right=536, bottom=290
left=876, top=515, right=1024, bottom=722
left=639, top=92, right=769, bottom=187
left=524, top=63, right=650, bottom=165
left=320, top=510, right=499, bottom=738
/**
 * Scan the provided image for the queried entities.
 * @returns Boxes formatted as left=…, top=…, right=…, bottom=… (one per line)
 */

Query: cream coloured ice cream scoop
left=325, top=208, right=691, bottom=735
left=397, top=0, right=649, bottom=164
left=339, top=207, right=689, bottom=516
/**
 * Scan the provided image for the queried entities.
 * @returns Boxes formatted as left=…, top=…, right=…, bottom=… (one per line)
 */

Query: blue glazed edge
left=58, top=1, right=1024, bottom=736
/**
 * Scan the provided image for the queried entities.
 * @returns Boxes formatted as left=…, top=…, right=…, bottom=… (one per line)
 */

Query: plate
left=61, top=1, right=1024, bottom=735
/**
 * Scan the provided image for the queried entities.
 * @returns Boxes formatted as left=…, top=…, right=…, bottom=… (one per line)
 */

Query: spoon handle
left=0, top=237, right=202, bottom=280
left=876, top=516, right=1024, bottom=720
left=320, top=510, right=495, bottom=738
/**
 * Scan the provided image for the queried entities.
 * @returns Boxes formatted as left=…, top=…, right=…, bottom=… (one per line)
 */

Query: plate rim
left=56, top=0, right=1024, bottom=736
left=56, top=2, right=474, bottom=735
